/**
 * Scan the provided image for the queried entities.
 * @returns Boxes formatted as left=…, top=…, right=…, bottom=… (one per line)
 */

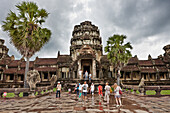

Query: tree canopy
left=2, top=1, right=51, bottom=59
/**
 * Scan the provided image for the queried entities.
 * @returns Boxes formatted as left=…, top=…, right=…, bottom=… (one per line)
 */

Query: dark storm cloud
left=0, top=0, right=170, bottom=60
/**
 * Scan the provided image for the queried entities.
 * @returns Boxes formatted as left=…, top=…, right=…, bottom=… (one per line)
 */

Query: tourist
left=98, top=84, right=103, bottom=97
left=89, top=73, right=92, bottom=82
left=90, top=83, right=95, bottom=96
left=74, top=83, right=79, bottom=97
left=82, top=81, right=88, bottom=102
left=113, top=83, right=122, bottom=107
left=56, top=81, right=61, bottom=98
left=85, top=70, right=88, bottom=81
left=104, top=82, right=111, bottom=104
left=79, top=83, right=82, bottom=98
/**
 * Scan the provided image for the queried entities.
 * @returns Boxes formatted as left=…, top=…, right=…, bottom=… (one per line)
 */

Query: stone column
left=130, top=71, right=133, bottom=80
left=77, top=59, right=81, bottom=79
left=92, top=59, right=96, bottom=79
left=48, top=71, right=50, bottom=81
left=40, top=72, right=43, bottom=82
left=123, top=72, right=125, bottom=80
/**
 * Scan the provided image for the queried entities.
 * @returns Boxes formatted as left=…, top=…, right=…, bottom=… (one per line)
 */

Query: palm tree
left=105, top=34, right=133, bottom=85
left=2, top=1, right=51, bottom=88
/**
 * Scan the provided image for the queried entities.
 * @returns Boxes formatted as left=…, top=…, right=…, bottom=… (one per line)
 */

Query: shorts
left=82, top=92, right=87, bottom=96
left=115, top=95, right=121, bottom=98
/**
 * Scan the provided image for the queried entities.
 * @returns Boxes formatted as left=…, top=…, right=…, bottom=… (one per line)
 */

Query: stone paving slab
left=1, top=92, right=169, bottom=113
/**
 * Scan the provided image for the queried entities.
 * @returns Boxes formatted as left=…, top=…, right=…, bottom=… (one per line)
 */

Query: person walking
left=79, top=83, right=82, bottom=98
left=98, top=84, right=103, bottom=97
left=56, top=81, right=61, bottom=98
left=89, top=73, right=92, bottom=82
left=85, top=70, right=88, bottom=81
left=74, top=83, right=79, bottom=97
left=113, top=83, right=122, bottom=107
left=104, top=82, right=111, bottom=104
left=90, top=83, right=95, bottom=96
left=82, top=81, right=88, bottom=102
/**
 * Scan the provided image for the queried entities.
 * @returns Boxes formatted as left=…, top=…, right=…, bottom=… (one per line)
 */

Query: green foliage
left=41, top=91, right=44, bottom=94
left=19, top=92, right=23, bottom=97
left=2, top=1, right=51, bottom=58
left=161, top=90, right=170, bottom=95
left=2, top=93, right=15, bottom=98
left=53, top=88, right=56, bottom=92
left=46, top=90, right=48, bottom=92
left=146, top=90, right=156, bottom=95
left=35, top=92, right=38, bottom=96
left=126, top=89, right=128, bottom=91
left=2, top=1, right=51, bottom=88
left=131, top=89, right=133, bottom=92
left=136, top=90, right=140, bottom=94
left=104, top=34, right=133, bottom=68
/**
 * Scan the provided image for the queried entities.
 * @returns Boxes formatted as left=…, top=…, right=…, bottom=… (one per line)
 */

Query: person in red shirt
left=98, top=84, right=103, bottom=97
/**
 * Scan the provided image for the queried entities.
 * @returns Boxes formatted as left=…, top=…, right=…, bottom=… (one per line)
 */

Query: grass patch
left=35, top=92, right=38, bottom=96
left=19, top=92, right=23, bottom=97
left=126, top=89, right=128, bottom=91
left=41, top=91, right=44, bottom=95
left=146, top=90, right=156, bottom=95
left=53, top=88, right=56, bottom=92
left=161, top=90, right=170, bottom=95
left=2, top=93, right=15, bottom=98
left=131, top=89, right=133, bottom=92
left=136, top=90, right=140, bottom=94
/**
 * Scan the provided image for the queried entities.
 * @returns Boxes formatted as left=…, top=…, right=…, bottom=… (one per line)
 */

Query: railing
left=0, top=85, right=54, bottom=98
left=122, top=85, right=170, bottom=96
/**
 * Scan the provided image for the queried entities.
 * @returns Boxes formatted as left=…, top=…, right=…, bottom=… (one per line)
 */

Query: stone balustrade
left=0, top=85, right=54, bottom=98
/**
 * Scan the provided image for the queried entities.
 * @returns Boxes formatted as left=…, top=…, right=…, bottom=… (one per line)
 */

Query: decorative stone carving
left=138, top=77, right=145, bottom=88
left=27, top=70, right=41, bottom=91
left=50, top=74, right=57, bottom=86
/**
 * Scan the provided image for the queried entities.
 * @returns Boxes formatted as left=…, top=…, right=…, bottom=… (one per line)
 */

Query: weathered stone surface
left=0, top=92, right=168, bottom=113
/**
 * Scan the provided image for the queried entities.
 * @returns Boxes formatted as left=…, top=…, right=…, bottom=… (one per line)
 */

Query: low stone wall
left=0, top=86, right=54, bottom=98
left=122, top=85, right=170, bottom=96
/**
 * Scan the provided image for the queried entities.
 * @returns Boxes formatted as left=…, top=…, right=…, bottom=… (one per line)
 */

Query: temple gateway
left=0, top=21, right=169, bottom=88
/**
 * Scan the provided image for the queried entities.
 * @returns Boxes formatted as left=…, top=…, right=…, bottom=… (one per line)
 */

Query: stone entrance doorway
left=83, top=66, right=90, bottom=74
left=81, top=59, right=92, bottom=78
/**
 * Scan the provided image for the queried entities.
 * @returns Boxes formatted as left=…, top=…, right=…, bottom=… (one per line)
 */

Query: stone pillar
left=92, top=59, right=96, bottom=79
left=77, top=59, right=81, bottom=79
left=40, top=72, right=43, bottom=81
left=148, top=73, right=150, bottom=81
left=123, top=72, right=125, bottom=80
left=131, top=71, right=133, bottom=80
left=48, top=71, right=50, bottom=81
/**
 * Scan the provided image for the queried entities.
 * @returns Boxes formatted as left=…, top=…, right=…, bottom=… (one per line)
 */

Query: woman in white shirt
left=90, top=83, right=95, bottom=96
left=104, top=82, right=111, bottom=104
left=113, top=83, right=122, bottom=107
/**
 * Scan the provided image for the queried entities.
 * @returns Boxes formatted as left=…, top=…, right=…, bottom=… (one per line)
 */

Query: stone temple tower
left=70, top=21, right=103, bottom=79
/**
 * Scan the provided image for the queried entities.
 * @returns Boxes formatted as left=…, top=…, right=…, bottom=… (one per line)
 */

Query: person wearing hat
left=56, top=81, right=62, bottom=98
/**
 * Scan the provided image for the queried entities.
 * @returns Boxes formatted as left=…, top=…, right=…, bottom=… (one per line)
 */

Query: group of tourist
left=56, top=80, right=122, bottom=107
left=73, top=81, right=122, bottom=107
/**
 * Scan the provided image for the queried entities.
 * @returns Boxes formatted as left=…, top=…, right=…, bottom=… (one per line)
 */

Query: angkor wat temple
left=0, top=21, right=169, bottom=88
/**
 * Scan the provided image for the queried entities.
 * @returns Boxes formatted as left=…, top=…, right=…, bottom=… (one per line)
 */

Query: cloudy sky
left=0, top=0, right=170, bottom=61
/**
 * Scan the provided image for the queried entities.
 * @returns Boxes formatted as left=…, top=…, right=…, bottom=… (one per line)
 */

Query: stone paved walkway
left=0, top=92, right=169, bottom=113
left=123, top=93, right=170, bottom=113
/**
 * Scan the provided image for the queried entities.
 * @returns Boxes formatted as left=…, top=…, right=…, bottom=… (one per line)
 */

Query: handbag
left=119, top=90, right=122, bottom=95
